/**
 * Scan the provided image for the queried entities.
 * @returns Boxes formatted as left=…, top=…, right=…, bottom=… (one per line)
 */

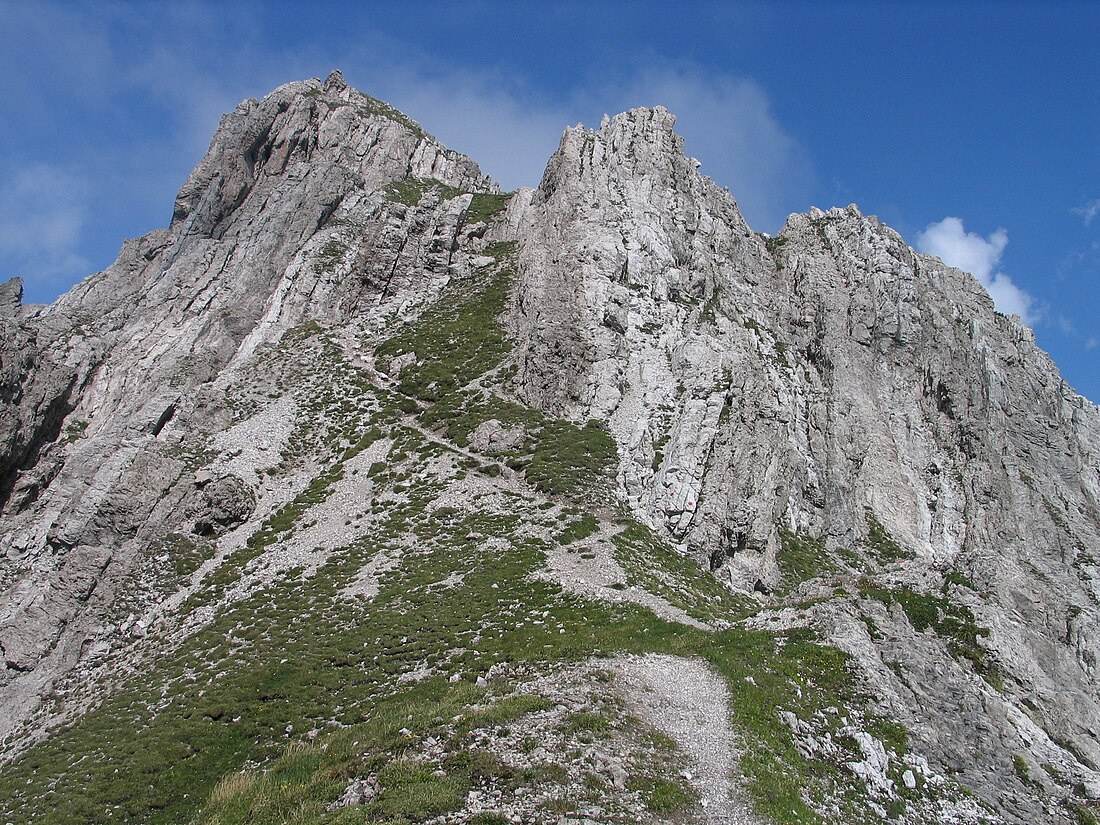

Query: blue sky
left=2, top=1, right=1098, bottom=400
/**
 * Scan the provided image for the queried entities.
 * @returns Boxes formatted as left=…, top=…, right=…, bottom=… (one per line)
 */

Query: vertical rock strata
left=0, top=74, right=1097, bottom=823
left=509, top=107, right=1100, bottom=814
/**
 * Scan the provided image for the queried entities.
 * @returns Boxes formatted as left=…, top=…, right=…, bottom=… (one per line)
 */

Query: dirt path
left=537, top=526, right=710, bottom=630
left=613, top=653, right=762, bottom=825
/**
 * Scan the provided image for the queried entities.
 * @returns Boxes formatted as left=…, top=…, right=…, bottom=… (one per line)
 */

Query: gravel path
left=613, top=653, right=762, bottom=825
left=538, top=531, right=709, bottom=630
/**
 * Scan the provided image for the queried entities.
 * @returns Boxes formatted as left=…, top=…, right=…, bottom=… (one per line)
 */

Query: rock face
left=0, top=69, right=496, bottom=743
left=0, top=73, right=1098, bottom=825
left=507, top=107, right=1100, bottom=817
left=189, top=473, right=256, bottom=536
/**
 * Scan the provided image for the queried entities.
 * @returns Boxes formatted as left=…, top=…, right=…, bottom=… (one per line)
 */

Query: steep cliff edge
left=0, top=75, right=1097, bottom=825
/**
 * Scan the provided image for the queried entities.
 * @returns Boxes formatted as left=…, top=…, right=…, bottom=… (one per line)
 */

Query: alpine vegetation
left=1, top=70, right=1098, bottom=825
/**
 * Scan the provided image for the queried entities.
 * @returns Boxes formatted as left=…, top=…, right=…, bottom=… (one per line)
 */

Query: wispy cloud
left=357, top=66, right=573, bottom=198
left=595, top=67, right=811, bottom=233
left=0, top=164, right=90, bottom=290
left=1072, top=199, right=1100, bottom=225
left=915, top=217, right=1036, bottom=324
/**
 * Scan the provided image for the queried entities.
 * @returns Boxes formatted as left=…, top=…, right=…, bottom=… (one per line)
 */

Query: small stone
left=326, top=775, right=380, bottom=810
left=902, top=769, right=917, bottom=790
left=609, top=763, right=629, bottom=788
left=777, top=710, right=800, bottom=732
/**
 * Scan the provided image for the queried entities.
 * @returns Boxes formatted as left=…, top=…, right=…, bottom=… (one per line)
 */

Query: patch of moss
left=866, top=511, right=915, bottom=563
left=526, top=420, right=618, bottom=499
left=1070, top=801, right=1099, bottom=825
left=777, top=530, right=835, bottom=594
left=627, top=774, right=695, bottom=815
left=355, top=92, right=427, bottom=137
left=943, top=570, right=976, bottom=591
left=383, top=177, right=462, bottom=207
left=63, top=418, right=88, bottom=443
left=313, top=237, right=350, bottom=273
left=1012, top=753, right=1030, bottom=781
left=375, top=265, right=513, bottom=402
left=556, top=513, right=600, bottom=545
left=861, top=582, right=999, bottom=685
left=612, top=520, right=751, bottom=624
left=465, top=192, right=512, bottom=225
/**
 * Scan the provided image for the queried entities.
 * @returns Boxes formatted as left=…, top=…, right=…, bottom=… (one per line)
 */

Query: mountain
left=1, top=69, right=1098, bottom=825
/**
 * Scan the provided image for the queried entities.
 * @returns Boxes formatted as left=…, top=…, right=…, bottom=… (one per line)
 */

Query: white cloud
left=984, top=272, right=1036, bottom=325
left=362, top=66, right=573, bottom=197
left=1073, top=199, right=1100, bottom=225
left=0, top=164, right=90, bottom=290
left=1087, top=337, right=1098, bottom=350
left=915, top=216, right=1035, bottom=324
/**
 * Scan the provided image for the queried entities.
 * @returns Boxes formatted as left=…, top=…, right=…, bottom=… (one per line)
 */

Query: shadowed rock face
left=1, top=73, right=1097, bottom=823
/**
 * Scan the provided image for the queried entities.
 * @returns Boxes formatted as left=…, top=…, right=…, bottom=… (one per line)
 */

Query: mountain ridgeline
left=1, top=70, right=1097, bottom=825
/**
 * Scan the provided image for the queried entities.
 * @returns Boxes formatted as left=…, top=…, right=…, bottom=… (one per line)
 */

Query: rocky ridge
left=0, top=71, right=1097, bottom=825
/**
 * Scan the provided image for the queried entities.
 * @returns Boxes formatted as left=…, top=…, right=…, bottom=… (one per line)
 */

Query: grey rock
left=469, top=419, right=526, bottom=454
left=608, top=761, right=629, bottom=789
left=0, top=278, right=22, bottom=315
left=326, top=775, right=379, bottom=809
left=389, top=351, right=418, bottom=376
left=0, top=73, right=1097, bottom=825
left=189, top=474, right=255, bottom=535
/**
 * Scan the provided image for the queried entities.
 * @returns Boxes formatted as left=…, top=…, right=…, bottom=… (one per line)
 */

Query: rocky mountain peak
left=2, top=77, right=1099, bottom=825
left=323, top=67, right=348, bottom=93
left=536, top=105, right=721, bottom=214
left=592, top=104, right=680, bottom=153
left=171, top=71, right=493, bottom=239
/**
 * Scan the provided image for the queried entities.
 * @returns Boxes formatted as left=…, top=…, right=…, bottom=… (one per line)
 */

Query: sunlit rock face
left=508, top=105, right=1100, bottom=817
left=1, top=71, right=1097, bottom=824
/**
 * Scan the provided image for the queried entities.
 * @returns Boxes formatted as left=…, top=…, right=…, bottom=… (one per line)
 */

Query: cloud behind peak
left=916, top=216, right=1035, bottom=325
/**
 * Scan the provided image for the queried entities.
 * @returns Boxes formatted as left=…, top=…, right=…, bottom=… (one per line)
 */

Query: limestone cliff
left=0, top=73, right=1096, bottom=825
left=508, top=108, right=1100, bottom=814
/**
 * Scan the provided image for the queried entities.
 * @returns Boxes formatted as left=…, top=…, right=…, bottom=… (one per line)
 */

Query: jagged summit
left=572, top=104, right=680, bottom=146
left=0, top=278, right=22, bottom=315
left=1, top=75, right=1098, bottom=825
left=172, top=70, right=494, bottom=241
left=323, top=67, right=348, bottom=93
left=536, top=104, right=745, bottom=230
